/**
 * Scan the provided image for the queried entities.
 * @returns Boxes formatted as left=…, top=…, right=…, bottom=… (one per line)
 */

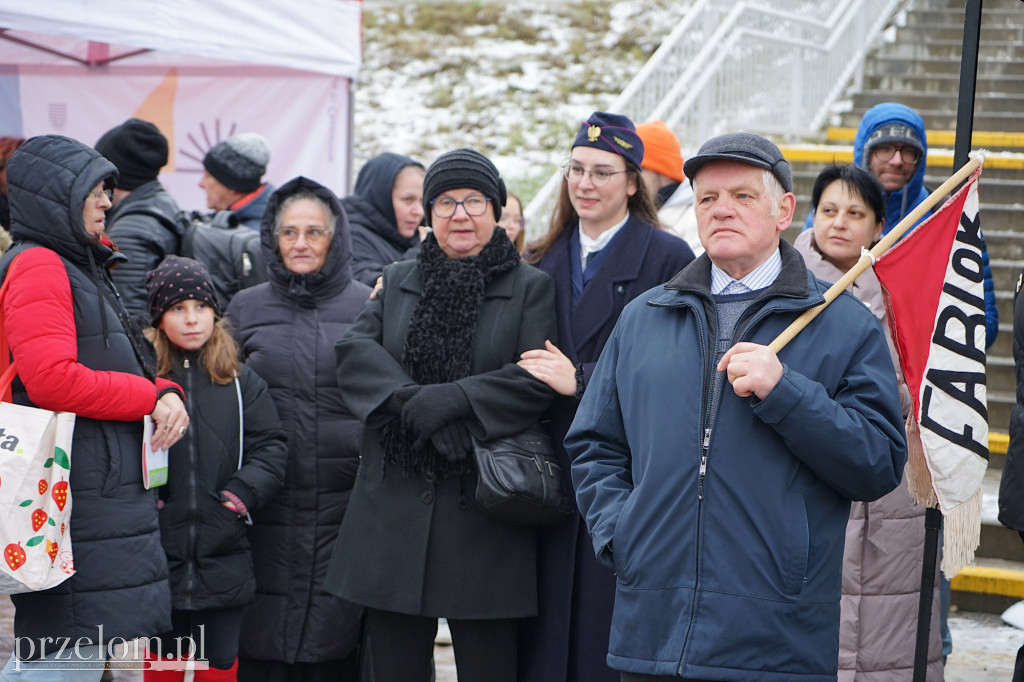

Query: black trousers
left=150, top=608, right=243, bottom=670
left=366, top=608, right=517, bottom=682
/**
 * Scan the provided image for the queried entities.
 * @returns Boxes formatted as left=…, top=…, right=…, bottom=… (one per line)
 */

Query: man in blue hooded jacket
left=802, top=102, right=998, bottom=348
left=568, top=132, right=907, bottom=681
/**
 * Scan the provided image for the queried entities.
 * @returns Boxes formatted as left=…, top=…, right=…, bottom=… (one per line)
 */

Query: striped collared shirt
left=710, top=247, right=782, bottom=295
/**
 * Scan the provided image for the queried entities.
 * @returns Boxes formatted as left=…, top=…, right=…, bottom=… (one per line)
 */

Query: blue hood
left=853, top=103, right=929, bottom=233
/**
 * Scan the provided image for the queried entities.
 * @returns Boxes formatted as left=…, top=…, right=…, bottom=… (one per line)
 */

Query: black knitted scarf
left=381, top=229, right=520, bottom=477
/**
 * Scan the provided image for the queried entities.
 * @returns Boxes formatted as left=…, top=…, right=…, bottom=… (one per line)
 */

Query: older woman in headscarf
left=344, top=152, right=425, bottom=286
left=326, top=148, right=558, bottom=682
left=226, top=176, right=372, bottom=682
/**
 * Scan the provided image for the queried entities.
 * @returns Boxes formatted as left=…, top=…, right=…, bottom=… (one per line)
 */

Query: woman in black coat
left=326, top=148, right=557, bottom=682
left=517, top=112, right=695, bottom=682
left=226, top=177, right=372, bottom=682
left=344, top=152, right=425, bottom=286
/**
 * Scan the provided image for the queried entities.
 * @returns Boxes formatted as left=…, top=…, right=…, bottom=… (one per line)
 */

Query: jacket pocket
left=196, top=491, right=248, bottom=557
left=780, top=491, right=809, bottom=595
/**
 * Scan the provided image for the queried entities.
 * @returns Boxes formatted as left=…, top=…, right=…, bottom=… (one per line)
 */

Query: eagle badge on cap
left=587, top=125, right=601, bottom=142
left=613, top=136, right=633, bottom=150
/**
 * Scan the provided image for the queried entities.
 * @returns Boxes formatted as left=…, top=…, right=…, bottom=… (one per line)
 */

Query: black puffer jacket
left=1000, top=266, right=1024, bottom=534
left=2, top=135, right=171, bottom=649
left=344, top=152, right=422, bottom=286
left=106, top=180, right=183, bottom=320
left=227, top=176, right=371, bottom=663
left=158, top=355, right=287, bottom=611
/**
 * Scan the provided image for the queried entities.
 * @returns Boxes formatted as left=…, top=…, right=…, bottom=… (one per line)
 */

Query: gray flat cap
left=683, top=132, right=793, bottom=193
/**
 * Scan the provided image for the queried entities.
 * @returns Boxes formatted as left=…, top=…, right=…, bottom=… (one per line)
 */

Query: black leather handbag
left=472, top=425, right=573, bottom=526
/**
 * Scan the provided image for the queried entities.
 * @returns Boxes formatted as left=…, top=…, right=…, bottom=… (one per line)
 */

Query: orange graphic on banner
left=132, top=68, right=178, bottom=171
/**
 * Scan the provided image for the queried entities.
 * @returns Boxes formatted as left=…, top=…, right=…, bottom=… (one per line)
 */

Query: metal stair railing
left=524, top=0, right=904, bottom=234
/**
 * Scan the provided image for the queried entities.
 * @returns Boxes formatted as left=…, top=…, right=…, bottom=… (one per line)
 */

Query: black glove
left=384, top=384, right=421, bottom=416
left=430, top=421, right=475, bottom=462
left=401, top=383, right=473, bottom=443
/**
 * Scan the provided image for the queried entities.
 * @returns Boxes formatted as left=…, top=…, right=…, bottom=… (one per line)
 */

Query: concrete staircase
left=779, top=0, right=1024, bottom=614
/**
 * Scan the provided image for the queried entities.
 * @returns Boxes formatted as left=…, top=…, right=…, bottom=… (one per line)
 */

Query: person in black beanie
left=95, top=118, right=185, bottom=322
left=326, top=148, right=558, bottom=682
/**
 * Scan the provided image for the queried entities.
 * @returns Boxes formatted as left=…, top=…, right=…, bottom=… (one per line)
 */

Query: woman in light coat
left=795, top=164, right=942, bottom=681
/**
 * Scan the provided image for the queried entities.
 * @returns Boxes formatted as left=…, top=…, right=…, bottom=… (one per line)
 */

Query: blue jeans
left=0, top=647, right=105, bottom=681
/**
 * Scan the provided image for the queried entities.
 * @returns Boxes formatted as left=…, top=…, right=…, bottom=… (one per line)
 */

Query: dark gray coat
left=106, top=180, right=183, bottom=320
left=326, top=257, right=557, bottom=618
left=226, top=176, right=371, bottom=663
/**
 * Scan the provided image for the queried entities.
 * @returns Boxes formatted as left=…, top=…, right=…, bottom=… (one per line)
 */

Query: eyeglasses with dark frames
left=430, top=195, right=491, bottom=218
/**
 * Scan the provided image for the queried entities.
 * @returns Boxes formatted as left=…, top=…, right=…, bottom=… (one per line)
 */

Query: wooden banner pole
left=768, top=153, right=985, bottom=354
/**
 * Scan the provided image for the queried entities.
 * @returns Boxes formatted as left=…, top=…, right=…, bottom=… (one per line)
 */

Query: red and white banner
left=874, top=167, right=987, bottom=577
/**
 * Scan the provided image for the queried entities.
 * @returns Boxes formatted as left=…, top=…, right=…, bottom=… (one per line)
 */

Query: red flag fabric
left=874, top=167, right=987, bottom=577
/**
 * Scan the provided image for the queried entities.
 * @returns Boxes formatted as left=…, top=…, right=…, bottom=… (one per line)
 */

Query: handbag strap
left=0, top=255, right=24, bottom=404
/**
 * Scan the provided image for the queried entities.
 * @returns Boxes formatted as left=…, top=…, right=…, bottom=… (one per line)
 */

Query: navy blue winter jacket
left=568, top=240, right=907, bottom=681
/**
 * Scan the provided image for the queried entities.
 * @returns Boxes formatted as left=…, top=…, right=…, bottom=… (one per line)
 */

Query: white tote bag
left=0, top=393, right=76, bottom=593
left=0, top=257, right=75, bottom=593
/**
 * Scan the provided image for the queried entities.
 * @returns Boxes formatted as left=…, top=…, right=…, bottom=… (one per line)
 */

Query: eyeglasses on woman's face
left=88, top=187, right=113, bottom=202
left=430, top=195, right=491, bottom=218
left=562, top=161, right=627, bottom=187
left=277, top=227, right=331, bottom=244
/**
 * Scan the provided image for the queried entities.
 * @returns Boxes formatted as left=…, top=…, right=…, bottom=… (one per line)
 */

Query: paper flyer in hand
left=142, top=415, right=169, bottom=489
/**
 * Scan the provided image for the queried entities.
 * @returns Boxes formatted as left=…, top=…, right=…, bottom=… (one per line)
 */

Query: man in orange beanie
left=635, top=120, right=701, bottom=255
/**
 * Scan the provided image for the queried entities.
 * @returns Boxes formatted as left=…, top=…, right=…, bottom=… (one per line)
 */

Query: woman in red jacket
left=0, top=134, right=188, bottom=680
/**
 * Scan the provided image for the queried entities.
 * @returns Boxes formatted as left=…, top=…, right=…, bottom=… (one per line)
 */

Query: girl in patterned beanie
left=143, top=255, right=287, bottom=681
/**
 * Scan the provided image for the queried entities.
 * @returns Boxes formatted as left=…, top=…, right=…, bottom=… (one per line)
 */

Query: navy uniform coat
left=519, top=214, right=694, bottom=682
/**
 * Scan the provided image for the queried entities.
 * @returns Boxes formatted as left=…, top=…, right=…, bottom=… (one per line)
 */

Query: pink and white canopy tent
left=0, top=0, right=362, bottom=209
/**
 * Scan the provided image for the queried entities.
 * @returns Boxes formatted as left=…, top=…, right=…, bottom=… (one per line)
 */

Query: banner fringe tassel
left=905, top=416, right=937, bottom=508
left=941, top=487, right=983, bottom=579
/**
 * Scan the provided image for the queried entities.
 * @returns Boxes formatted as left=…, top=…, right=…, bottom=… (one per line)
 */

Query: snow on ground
left=355, top=1, right=694, bottom=198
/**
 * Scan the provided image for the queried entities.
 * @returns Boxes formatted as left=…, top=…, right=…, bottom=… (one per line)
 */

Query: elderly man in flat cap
left=567, top=132, right=908, bottom=682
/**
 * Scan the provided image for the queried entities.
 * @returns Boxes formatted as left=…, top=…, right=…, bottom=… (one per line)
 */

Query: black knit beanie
left=203, top=133, right=270, bottom=193
left=94, top=119, right=168, bottom=191
left=422, top=148, right=506, bottom=226
left=145, top=255, right=222, bottom=327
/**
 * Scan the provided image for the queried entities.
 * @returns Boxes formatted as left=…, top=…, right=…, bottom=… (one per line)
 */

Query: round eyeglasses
left=562, top=161, right=628, bottom=187
left=277, top=227, right=331, bottom=244
left=871, top=144, right=921, bottom=164
left=430, top=195, right=491, bottom=218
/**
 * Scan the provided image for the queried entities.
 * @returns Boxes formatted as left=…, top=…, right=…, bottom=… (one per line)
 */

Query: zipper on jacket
left=182, top=357, right=198, bottom=610
left=678, top=303, right=714, bottom=675
left=698, top=428, right=710, bottom=500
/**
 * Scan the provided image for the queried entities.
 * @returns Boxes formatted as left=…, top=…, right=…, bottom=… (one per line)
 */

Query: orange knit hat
left=636, top=121, right=684, bottom=183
